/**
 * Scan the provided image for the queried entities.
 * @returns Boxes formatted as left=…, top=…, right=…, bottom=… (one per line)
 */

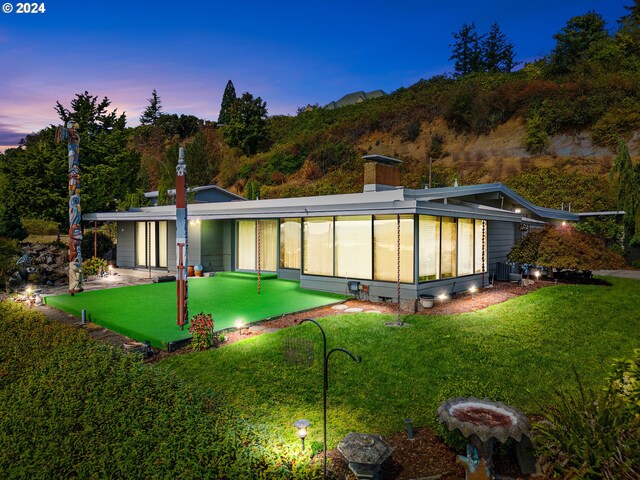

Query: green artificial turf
left=45, top=276, right=345, bottom=349
left=159, top=277, right=640, bottom=448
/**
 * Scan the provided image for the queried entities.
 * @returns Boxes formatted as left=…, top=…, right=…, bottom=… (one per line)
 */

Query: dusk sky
left=0, top=0, right=629, bottom=151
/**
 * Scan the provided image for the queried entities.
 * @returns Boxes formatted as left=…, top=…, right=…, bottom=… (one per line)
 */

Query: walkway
left=593, top=269, right=640, bottom=280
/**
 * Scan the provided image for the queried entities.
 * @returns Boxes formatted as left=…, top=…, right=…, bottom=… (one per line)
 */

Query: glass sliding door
left=457, top=218, right=474, bottom=276
left=135, top=221, right=167, bottom=268
left=441, top=217, right=457, bottom=278
left=419, top=215, right=440, bottom=282
left=237, top=220, right=256, bottom=270
left=303, top=217, right=334, bottom=276
left=258, top=220, right=278, bottom=272
left=373, top=215, right=414, bottom=283
left=280, top=218, right=301, bottom=269
left=335, top=215, right=372, bottom=279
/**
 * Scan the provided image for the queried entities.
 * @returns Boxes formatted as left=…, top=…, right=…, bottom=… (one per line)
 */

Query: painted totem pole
left=176, top=147, right=189, bottom=329
left=55, top=121, right=83, bottom=295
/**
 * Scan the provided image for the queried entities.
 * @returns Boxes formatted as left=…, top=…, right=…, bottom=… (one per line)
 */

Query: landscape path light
left=294, top=419, right=311, bottom=451
left=469, top=285, right=477, bottom=300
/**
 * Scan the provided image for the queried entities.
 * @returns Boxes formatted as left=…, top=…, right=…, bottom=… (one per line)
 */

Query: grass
left=159, top=277, right=640, bottom=449
left=44, top=275, right=345, bottom=349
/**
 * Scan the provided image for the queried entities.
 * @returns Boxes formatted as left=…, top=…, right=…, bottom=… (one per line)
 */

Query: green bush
left=524, top=108, right=549, bottom=154
left=0, top=302, right=322, bottom=479
left=82, top=256, right=107, bottom=276
left=533, top=367, right=639, bottom=479
left=0, top=238, right=19, bottom=290
left=81, top=231, right=115, bottom=259
left=21, top=218, right=59, bottom=235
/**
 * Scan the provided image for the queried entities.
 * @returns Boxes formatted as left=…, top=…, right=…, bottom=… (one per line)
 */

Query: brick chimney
left=362, top=154, right=403, bottom=192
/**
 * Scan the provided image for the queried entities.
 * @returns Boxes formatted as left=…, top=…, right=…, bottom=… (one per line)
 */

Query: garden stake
left=300, top=318, right=361, bottom=480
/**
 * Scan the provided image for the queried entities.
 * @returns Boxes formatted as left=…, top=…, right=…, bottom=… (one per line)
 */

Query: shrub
left=405, top=120, right=421, bottom=142
left=0, top=303, right=322, bottom=479
left=21, top=218, right=59, bottom=235
left=188, top=311, right=215, bottom=351
left=524, top=108, right=549, bottom=154
left=533, top=367, right=640, bottom=479
left=0, top=238, right=19, bottom=290
left=82, top=256, right=107, bottom=276
left=81, top=231, right=115, bottom=259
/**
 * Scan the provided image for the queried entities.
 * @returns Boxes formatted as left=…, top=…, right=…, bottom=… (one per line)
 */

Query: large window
left=419, top=215, right=440, bottom=281
left=303, top=217, right=334, bottom=276
left=136, top=221, right=167, bottom=268
left=475, top=220, right=487, bottom=273
left=280, top=218, right=301, bottom=269
left=335, top=216, right=372, bottom=279
left=237, top=220, right=278, bottom=271
left=441, top=217, right=457, bottom=278
left=373, top=215, right=414, bottom=283
left=457, top=218, right=474, bottom=276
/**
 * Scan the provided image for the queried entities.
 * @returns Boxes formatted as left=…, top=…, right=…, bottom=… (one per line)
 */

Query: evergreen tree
left=222, top=92, right=269, bottom=155
left=55, top=91, right=125, bottom=136
left=616, top=0, right=640, bottom=54
left=610, top=140, right=640, bottom=247
left=550, top=11, right=608, bottom=73
left=449, top=23, right=483, bottom=76
left=139, top=89, right=162, bottom=126
left=482, top=23, right=516, bottom=73
left=218, top=80, right=237, bottom=125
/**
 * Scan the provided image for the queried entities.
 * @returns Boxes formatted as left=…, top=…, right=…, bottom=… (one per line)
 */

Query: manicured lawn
left=159, top=277, right=640, bottom=448
left=44, top=275, right=345, bottom=349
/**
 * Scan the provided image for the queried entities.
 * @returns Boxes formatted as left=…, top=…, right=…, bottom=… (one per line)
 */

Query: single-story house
left=84, top=155, right=608, bottom=303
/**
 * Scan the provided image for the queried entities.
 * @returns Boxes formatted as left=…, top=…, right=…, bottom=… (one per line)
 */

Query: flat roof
left=361, top=154, right=403, bottom=165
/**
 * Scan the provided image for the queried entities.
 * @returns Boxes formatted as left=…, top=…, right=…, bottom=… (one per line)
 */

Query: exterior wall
left=188, top=221, right=201, bottom=267
left=222, top=220, right=235, bottom=271
left=278, top=269, right=301, bottom=281
left=200, top=220, right=228, bottom=272
left=116, top=222, right=135, bottom=268
left=487, top=220, right=519, bottom=273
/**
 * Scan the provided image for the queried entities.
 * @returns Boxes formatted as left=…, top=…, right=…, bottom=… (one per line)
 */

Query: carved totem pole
left=176, top=147, right=188, bottom=329
left=56, top=121, right=83, bottom=295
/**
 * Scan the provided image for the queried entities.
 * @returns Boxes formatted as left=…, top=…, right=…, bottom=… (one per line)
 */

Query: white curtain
left=303, top=217, right=334, bottom=276
left=458, top=218, right=474, bottom=276
left=335, top=216, right=372, bottom=279
left=419, top=215, right=440, bottom=281
left=158, top=221, right=167, bottom=268
left=441, top=217, right=457, bottom=278
left=373, top=215, right=414, bottom=283
left=136, top=222, right=146, bottom=266
left=280, top=218, right=301, bottom=269
left=237, top=220, right=256, bottom=270
left=258, top=220, right=278, bottom=271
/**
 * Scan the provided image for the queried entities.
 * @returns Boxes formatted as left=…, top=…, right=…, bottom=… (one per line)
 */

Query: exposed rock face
left=21, top=243, right=68, bottom=285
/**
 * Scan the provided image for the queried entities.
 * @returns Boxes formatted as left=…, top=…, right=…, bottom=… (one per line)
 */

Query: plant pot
left=187, top=265, right=195, bottom=277
left=419, top=294, right=435, bottom=308
left=194, top=264, right=203, bottom=277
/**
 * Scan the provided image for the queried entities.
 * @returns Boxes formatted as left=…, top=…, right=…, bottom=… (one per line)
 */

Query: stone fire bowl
left=338, top=432, right=395, bottom=467
left=437, top=396, right=530, bottom=443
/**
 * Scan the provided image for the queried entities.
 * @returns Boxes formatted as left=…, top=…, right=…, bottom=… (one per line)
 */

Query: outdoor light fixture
left=26, top=285, right=33, bottom=296
left=534, top=271, right=541, bottom=281
left=438, top=293, right=449, bottom=301
left=469, top=285, right=477, bottom=300
left=294, top=419, right=311, bottom=451
left=235, top=319, right=245, bottom=334
left=562, top=221, right=567, bottom=226
left=515, top=208, right=522, bottom=214
left=405, top=418, right=415, bottom=440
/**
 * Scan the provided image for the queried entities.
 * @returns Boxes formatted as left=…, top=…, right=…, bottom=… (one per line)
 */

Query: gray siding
left=116, top=222, right=135, bottom=268
left=187, top=222, right=201, bottom=267
left=200, top=220, right=227, bottom=272
left=222, top=220, right=235, bottom=271
left=278, top=269, right=300, bottom=281
left=487, top=220, right=518, bottom=273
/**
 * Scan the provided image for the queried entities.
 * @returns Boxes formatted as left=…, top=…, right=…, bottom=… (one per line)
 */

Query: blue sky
left=0, top=0, right=630, bottom=150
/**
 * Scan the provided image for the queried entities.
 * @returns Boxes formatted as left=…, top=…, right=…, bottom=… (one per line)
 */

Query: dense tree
left=482, top=23, right=516, bottom=73
left=616, top=1, right=640, bottom=54
left=549, top=11, right=608, bottom=73
left=156, top=114, right=201, bottom=138
left=450, top=23, right=483, bottom=76
left=55, top=91, right=126, bottom=135
left=0, top=93, right=140, bottom=228
left=222, top=92, right=269, bottom=155
left=610, top=140, right=640, bottom=247
left=139, top=89, right=162, bottom=126
left=218, top=80, right=237, bottom=125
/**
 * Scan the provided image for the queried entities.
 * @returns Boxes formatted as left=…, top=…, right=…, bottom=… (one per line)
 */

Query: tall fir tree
left=222, top=92, right=269, bottom=155
left=218, top=80, right=237, bottom=125
left=139, top=89, right=162, bottom=126
left=482, top=23, right=516, bottom=73
left=449, top=22, right=483, bottom=76
left=550, top=11, right=608, bottom=73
